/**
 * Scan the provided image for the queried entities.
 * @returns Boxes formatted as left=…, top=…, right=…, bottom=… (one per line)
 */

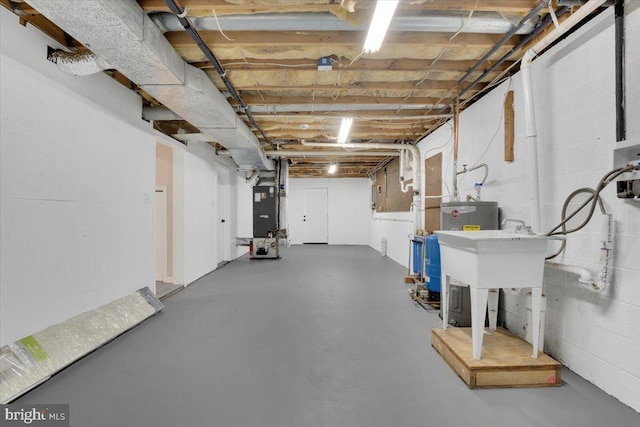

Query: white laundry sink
left=434, top=230, right=562, bottom=359
left=434, top=230, right=553, bottom=289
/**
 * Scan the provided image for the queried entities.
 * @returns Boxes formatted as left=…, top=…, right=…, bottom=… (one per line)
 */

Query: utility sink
left=434, top=230, right=561, bottom=360
left=434, top=230, right=553, bottom=288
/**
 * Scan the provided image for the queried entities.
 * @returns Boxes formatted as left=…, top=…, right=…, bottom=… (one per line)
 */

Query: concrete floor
left=16, top=246, right=640, bottom=427
left=155, top=281, right=183, bottom=300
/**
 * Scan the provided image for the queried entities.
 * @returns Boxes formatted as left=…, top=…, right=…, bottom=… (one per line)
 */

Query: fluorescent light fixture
left=363, top=0, right=399, bottom=54
left=337, top=117, right=353, bottom=143
left=328, top=164, right=338, bottom=174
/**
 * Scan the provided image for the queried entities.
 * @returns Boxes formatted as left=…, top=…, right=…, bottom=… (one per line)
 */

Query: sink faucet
left=502, top=218, right=527, bottom=232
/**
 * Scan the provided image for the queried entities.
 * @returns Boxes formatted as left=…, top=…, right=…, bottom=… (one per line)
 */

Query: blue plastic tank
left=424, top=234, right=441, bottom=293
left=411, top=236, right=425, bottom=276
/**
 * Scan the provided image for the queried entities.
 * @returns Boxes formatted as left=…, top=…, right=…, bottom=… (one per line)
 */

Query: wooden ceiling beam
left=139, top=0, right=537, bottom=14
left=255, top=122, right=433, bottom=130
left=139, top=0, right=346, bottom=15
left=239, top=95, right=451, bottom=106
left=230, top=80, right=484, bottom=93
left=247, top=111, right=451, bottom=120
left=257, top=130, right=424, bottom=139
left=198, top=58, right=516, bottom=73
left=165, top=31, right=521, bottom=49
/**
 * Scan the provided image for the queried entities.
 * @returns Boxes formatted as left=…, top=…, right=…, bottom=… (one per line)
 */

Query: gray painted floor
left=16, top=246, right=640, bottom=427
left=155, top=281, right=183, bottom=300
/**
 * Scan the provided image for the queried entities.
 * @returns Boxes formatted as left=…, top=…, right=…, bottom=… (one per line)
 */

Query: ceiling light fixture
left=337, top=117, right=353, bottom=144
left=363, top=0, right=399, bottom=54
left=328, top=164, right=338, bottom=174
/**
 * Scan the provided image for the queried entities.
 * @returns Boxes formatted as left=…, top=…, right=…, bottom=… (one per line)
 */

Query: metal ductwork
left=149, top=11, right=537, bottom=35
left=47, top=48, right=113, bottom=76
left=27, top=0, right=273, bottom=171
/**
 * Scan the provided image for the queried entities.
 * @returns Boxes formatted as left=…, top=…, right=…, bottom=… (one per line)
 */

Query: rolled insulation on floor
left=0, top=287, right=163, bottom=403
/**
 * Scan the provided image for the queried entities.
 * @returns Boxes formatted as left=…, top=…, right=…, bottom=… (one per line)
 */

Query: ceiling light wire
left=449, top=0, right=480, bottom=42
left=211, top=7, right=234, bottom=41
left=236, top=47, right=266, bottom=103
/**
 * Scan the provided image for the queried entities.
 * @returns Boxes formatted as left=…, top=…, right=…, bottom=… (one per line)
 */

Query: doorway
left=155, top=186, right=168, bottom=282
left=217, top=166, right=231, bottom=265
left=302, top=188, right=328, bottom=244
left=155, top=139, right=184, bottom=299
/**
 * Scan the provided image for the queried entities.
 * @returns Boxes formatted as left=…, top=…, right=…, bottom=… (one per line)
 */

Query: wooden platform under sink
left=431, top=327, right=562, bottom=389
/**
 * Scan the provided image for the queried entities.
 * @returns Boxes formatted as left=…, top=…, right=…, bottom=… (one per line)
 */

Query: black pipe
left=458, top=6, right=569, bottom=100
left=615, top=0, right=625, bottom=142
left=457, top=0, right=549, bottom=90
left=162, top=0, right=277, bottom=149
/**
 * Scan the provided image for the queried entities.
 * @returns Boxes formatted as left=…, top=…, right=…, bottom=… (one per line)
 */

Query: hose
left=546, top=166, right=632, bottom=241
left=545, top=187, right=606, bottom=260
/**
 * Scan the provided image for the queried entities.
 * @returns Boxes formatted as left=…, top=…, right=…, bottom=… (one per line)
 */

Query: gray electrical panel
left=253, top=186, right=277, bottom=237
left=440, top=201, right=499, bottom=327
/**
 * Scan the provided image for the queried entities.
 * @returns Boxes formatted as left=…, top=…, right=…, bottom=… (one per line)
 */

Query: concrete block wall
left=417, top=4, right=640, bottom=411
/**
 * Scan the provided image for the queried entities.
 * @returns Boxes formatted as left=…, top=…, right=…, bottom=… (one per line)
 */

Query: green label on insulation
left=20, top=335, right=48, bottom=361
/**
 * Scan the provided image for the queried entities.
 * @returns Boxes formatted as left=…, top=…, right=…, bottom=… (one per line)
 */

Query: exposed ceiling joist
left=7, top=0, right=585, bottom=178
left=138, top=0, right=539, bottom=15
left=238, top=95, right=451, bottom=106
left=226, top=80, right=483, bottom=93
left=165, top=31, right=523, bottom=49
left=197, top=58, right=516, bottom=73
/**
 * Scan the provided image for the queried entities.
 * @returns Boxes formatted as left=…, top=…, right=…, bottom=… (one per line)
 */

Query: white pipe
left=521, top=0, right=607, bottom=233
left=399, top=149, right=412, bottom=193
left=545, top=214, right=612, bottom=292
left=546, top=262, right=594, bottom=285
left=302, top=141, right=422, bottom=230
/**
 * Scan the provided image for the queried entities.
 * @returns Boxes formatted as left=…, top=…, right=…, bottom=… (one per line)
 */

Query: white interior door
left=303, top=188, right=328, bottom=243
left=155, top=186, right=168, bottom=281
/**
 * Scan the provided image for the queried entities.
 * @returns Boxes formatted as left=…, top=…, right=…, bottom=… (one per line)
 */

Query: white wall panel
left=0, top=8, right=154, bottom=346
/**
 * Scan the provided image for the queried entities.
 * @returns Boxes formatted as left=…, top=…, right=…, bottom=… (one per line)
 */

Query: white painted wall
left=368, top=212, right=414, bottom=266
left=414, top=5, right=640, bottom=411
left=0, top=8, right=154, bottom=346
left=183, top=142, right=219, bottom=285
left=182, top=141, right=250, bottom=284
left=289, top=178, right=370, bottom=245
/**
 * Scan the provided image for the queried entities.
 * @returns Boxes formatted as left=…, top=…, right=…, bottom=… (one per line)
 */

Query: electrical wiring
left=547, top=166, right=634, bottom=259
left=545, top=187, right=606, bottom=260
left=459, top=79, right=513, bottom=188
left=219, top=61, right=318, bottom=68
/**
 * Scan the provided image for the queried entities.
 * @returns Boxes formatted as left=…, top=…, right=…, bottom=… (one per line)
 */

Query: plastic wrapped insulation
left=47, top=50, right=112, bottom=76
left=0, top=287, right=162, bottom=403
